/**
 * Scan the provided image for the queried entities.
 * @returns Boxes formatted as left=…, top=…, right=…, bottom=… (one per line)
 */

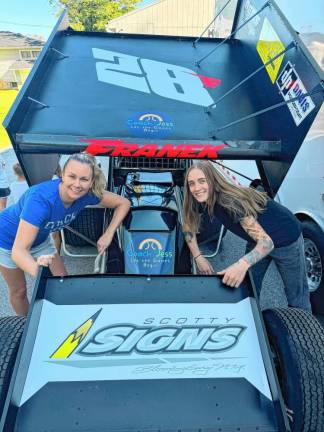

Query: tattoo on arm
left=242, top=248, right=266, bottom=266
left=240, top=217, right=274, bottom=266
left=183, top=231, right=193, bottom=243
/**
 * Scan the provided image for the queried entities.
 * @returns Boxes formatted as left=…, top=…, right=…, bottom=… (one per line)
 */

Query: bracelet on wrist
left=194, top=253, right=202, bottom=261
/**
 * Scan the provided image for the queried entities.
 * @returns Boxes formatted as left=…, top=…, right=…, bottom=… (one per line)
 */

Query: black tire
left=301, top=220, right=324, bottom=314
left=0, top=316, right=26, bottom=415
left=263, top=308, right=324, bottom=432
left=63, top=208, right=105, bottom=247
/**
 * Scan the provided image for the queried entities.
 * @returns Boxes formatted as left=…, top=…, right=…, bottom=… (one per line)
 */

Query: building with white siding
left=106, top=0, right=219, bottom=37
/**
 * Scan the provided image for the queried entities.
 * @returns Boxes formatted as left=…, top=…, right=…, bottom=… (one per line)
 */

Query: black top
left=213, top=199, right=301, bottom=248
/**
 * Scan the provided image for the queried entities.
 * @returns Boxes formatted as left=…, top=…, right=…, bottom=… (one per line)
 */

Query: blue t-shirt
left=213, top=199, right=301, bottom=248
left=0, top=179, right=100, bottom=250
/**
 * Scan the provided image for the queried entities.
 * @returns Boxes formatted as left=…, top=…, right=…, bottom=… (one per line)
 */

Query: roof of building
left=301, top=32, right=324, bottom=45
left=0, top=31, right=44, bottom=48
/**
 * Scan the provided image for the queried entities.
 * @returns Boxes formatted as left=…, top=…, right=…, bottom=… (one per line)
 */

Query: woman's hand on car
left=195, top=255, right=214, bottom=275
left=37, top=254, right=55, bottom=267
left=97, top=232, right=113, bottom=255
left=217, top=259, right=249, bottom=288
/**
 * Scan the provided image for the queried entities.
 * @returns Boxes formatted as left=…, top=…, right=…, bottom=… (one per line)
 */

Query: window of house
left=20, top=50, right=39, bottom=60
left=20, top=50, right=32, bottom=60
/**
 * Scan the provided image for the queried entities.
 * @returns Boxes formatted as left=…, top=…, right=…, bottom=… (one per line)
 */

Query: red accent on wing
left=188, top=72, right=221, bottom=88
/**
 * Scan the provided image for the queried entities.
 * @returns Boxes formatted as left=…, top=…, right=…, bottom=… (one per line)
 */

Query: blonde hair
left=63, top=153, right=106, bottom=199
left=183, top=161, right=268, bottom=233
left=54, top=164, right=62, bottom=178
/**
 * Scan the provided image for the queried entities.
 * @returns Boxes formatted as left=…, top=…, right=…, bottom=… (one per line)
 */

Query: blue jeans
left=246, top=234, right=312, bottom=312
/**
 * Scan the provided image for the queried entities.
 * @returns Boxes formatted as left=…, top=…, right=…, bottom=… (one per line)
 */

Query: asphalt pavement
left=0, top=148, right=287, bottom=317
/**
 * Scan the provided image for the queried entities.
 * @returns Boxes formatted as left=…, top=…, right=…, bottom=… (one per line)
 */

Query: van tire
left=301, top=220, right=324, bottom=314
left=0, top=316, right=26, bottom=414
left=63, top=208, right=105, bottom=247
left=263, top=308, right=324, bottom=432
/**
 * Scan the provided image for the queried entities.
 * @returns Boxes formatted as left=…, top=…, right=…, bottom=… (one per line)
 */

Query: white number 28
left=92, top=48, right=214, bottom=107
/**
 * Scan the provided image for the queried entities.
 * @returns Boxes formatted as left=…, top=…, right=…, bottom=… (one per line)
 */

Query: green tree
left=49, top=0, right=141, bottom=32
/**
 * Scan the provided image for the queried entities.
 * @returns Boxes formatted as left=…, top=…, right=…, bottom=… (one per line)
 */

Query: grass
left=0, top=90, right=18, bottom=151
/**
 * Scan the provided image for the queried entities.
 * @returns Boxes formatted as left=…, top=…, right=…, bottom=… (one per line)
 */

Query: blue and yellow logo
left=51, top=309, right=101, bottom=359
left=127, top=111, right=174, bottom=138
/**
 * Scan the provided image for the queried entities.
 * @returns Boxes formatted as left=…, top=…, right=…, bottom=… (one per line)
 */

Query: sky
left=0, top=0, right=154, bottom=39
left=0, top=0, right=323, bottom=40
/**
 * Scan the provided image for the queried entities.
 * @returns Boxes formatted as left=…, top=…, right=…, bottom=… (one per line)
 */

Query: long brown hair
left=183, top=161, right=268, bottom=233
left=63, top=153, right=106, bottom=199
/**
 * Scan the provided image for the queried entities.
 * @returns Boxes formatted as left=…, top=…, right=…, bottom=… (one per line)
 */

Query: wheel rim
left=304, top=238, right=322, bottom=292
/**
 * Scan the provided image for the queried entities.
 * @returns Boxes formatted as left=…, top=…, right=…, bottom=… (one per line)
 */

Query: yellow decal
left=51, top=309, right=101, bottom=359
left=133, top=185, right=142, bottom=193
left=256, top=18, right=285, bottom=83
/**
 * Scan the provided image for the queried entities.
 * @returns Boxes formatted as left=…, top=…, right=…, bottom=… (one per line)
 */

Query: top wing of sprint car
left=3, top=0, right=323, bottom=195
left=1, top=2, right=324, bottom=431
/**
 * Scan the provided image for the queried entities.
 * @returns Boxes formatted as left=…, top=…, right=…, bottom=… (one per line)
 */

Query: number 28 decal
left=92, top=48, right=220, bottom=107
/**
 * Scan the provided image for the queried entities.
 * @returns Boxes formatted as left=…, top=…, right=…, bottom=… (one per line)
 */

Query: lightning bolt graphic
left=51, top=309, right=102, bottom=359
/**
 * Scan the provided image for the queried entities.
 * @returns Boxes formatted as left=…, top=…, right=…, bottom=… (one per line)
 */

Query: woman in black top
left=183, top=161, right=311, bottom=312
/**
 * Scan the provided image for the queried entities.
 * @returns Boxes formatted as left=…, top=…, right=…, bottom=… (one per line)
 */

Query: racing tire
left=263, top=308, right=324, bottom=432
left=301, top=220, right=324, bottom=314
left=0, top=316, right=26, bottom=415
left=63, top=208, right=105, bottom=247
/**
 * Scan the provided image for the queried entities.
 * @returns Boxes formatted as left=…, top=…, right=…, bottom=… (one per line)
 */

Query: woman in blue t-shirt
left=0, top=153, right=130, bottom=316
left=183, top=161, right=311, bottom=312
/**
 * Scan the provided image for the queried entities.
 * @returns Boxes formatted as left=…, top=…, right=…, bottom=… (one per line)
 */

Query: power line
left=0, top=20, right=52, bottom=28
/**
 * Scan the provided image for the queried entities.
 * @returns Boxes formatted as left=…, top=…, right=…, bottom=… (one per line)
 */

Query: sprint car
left=1, top=0, right=324, bottom=431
